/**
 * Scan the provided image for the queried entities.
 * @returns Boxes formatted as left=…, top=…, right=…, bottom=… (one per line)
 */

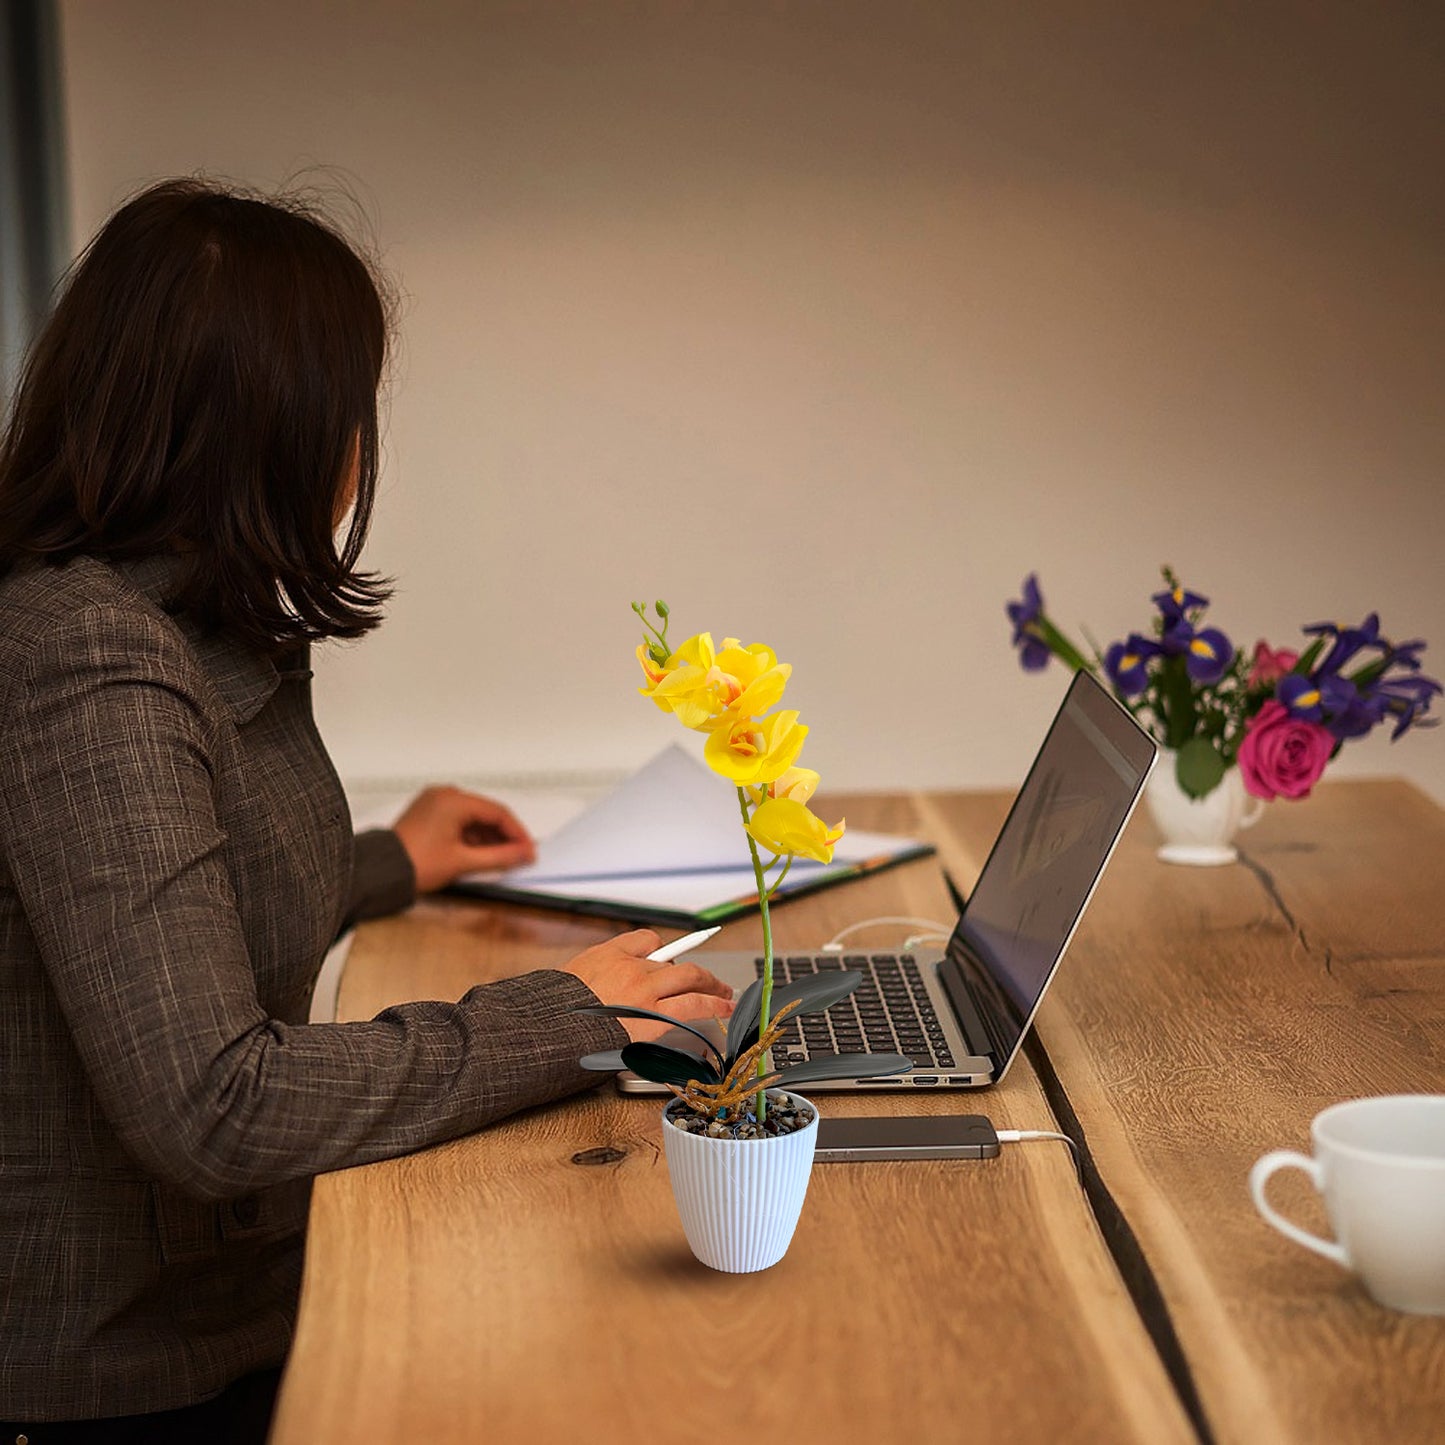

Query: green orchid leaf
left=773, top=970, right=864, bottom=1015
left=724, top=978, right=766, bottom=1061
left=1176, top=736, right=1226, bottom=800
left=574, top=1005, right=722, bottom=1065
left=579, top=1050, right=628, bottom=1072
left=726, top=970, right=863, bottom=1062
left=773, top=1052, right=914, bottom=1086
left=769, top=977, right=864, bottom=1050
left=619, top=1042, right=721, bottom=1087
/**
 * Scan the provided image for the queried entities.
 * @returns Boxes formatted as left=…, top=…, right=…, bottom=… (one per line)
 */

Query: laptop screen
left=945, top=670, right=1156, bottom=1071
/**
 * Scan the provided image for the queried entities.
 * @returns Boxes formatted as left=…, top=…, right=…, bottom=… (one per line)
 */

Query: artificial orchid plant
left=579, top=602, right=910, bottom=1128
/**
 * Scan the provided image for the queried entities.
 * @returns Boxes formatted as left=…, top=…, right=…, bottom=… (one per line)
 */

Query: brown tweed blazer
left=0, top=555, right=626, bottom=1422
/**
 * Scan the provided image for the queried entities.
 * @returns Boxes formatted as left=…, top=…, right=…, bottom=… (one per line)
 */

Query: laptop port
left=911, top=1077, right=938, bottom=1086
left=859, top=1077, right=901, bottom=1084
left=947, top=1076, right=972, bottom=1084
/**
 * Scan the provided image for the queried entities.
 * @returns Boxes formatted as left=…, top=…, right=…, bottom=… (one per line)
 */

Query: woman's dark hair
left=0, top=177, right=392, bottom=649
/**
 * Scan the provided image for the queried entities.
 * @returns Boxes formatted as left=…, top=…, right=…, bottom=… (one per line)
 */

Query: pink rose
left=1247, top=641, right=1300, bottom=688
left=1237, top=700, right=1333, bottom=800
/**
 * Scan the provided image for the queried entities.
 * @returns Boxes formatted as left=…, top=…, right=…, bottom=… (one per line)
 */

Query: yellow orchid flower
left=746, top=796, right=847, bottom=864
left=712, top=639, right=791, bottom=721
left=747, top=766, right=819, bottom=809
left=639, top=633, right=723, bottom=729
left=704, top=709, right=809, bottom=786
left=642, top=633, right=793, bottom=732
left=635, top=642, right=672, bottom=704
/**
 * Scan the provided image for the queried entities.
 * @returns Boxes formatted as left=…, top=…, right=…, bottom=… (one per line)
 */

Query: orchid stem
left=738, top=786, right=774, bottom=1124
left=636, top=616, right=669, bottom=652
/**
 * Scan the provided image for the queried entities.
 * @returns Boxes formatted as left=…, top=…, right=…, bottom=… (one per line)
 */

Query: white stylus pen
left=647, top=925, right=722, bottom=963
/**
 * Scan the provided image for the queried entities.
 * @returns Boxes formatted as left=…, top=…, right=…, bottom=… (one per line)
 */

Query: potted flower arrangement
left=1006, top=568, right=1439, bottom=864
left=578, top=601, right=910, bottom=1272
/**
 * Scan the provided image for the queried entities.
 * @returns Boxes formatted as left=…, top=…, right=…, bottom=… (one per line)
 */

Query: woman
left=0, top=180, right=731, bottom=1443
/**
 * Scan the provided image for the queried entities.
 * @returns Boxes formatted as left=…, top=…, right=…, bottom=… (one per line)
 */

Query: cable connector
left=997, top=1128, right=1082, bottom=1178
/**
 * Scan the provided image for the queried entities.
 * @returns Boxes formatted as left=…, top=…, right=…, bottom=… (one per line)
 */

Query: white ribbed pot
left=661, top=1093, right=819, bottom=1273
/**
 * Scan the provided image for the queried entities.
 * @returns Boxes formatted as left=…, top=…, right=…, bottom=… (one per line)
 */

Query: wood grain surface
left=924, top=779, right=1445, bottom=1445
left=270, top=795, right=1192, bottom=1445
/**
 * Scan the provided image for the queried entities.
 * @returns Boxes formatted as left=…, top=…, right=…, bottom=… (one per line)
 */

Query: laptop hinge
left=938, top=949, right=1009, bottom=1064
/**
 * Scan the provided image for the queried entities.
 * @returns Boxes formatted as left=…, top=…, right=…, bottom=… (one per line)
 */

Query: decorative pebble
left=665, top=1090, right=815, bottom=1140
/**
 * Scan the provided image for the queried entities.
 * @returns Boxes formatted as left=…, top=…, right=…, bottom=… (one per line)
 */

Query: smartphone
left=814, top=1114, right=1000, bottom=1162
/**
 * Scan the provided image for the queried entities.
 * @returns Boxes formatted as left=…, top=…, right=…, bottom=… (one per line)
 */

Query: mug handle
left=1238, top=792, right=1266, bottom=830
left=1249, top=1151, right=1347, bottom=1266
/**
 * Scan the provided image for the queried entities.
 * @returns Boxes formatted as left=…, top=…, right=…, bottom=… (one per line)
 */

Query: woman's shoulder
left=0, top=555, right=281, bottom=724
left=0, top=556, right=199, bottom=690
left=2, top=554, right=172, bottom=636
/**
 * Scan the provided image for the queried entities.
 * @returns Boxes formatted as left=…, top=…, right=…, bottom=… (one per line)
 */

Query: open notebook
left=451, top=745, right=934, bottom=927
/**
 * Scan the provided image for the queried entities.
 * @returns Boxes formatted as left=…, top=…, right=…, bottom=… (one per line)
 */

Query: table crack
left=1024, top=1027, right=1216, bottom=1445
left=1236, top=850, right=1331, bottom=974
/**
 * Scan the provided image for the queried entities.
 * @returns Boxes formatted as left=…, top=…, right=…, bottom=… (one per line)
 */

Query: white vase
left=661, top=1092, right=819, bottom=1273
left=1145, top=751, right=1264, bottom=866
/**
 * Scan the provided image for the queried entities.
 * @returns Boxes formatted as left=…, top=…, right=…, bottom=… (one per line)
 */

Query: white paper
left=498, top=745, right=744, bottom=882
left=457, top=745, right=927, bottom=912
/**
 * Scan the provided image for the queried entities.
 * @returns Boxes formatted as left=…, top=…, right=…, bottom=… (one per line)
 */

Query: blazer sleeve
left=0, top=605, right=628, bottom=1204
left=343, top=827, right=418, bottom=929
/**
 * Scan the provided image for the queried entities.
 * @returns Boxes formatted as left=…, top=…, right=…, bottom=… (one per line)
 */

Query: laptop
left=617, top=669, right=1157, bottom=1092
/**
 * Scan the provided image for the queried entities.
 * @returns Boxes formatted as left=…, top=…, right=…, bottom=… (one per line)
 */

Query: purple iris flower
left=1104, top=634, right=1159, bottom=696
left=1378, top=674, right=1443, bottom=740
left=1318, top=673, right=1387, bottom=741
left=1184, top=627, right=1233, bottom=684
left=1304, top=614, right=1386, bottom=676
left=1277, top=672, right=1326, bottom=722
left=1006, top=574, right=1050, bottom=671
left=1157, top=616, right=1195, bottom=657
left=1152, top=584, right=1209, bottom=620
left=1389, top=639, right=1427, bottom=671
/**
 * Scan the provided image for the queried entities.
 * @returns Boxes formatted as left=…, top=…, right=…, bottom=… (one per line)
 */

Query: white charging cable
left=821, top=916, right=954, bottom=953
left=997, top=1128, right=1082, bottom=1179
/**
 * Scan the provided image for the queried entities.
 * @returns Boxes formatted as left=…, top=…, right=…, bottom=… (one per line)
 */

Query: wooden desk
left=271, top=782, right=1445, bottom=1445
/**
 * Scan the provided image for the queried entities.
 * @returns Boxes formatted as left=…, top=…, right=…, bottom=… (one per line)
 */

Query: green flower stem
left=1031, top=617, right=1094, bottom=676
left=631, top=602, right=670, bottom=653
left=737, top=786, right=775, bottom=1123
left=1159, top=654, right=1197, bottom=749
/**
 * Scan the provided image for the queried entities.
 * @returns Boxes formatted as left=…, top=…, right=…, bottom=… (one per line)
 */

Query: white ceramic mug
left=1250, top=1095, right=1445, bottom=1314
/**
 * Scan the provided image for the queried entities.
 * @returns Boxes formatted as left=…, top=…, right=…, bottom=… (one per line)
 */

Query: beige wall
left=58, top=2, right=1445, bottom=804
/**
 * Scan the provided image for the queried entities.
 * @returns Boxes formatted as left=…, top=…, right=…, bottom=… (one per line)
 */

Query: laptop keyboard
left=753, top=954, right=955, bottom=1071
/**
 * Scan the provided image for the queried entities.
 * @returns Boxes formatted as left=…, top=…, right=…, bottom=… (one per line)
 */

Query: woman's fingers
left=559, top=931, right=734, bottom=1047
left=394, top=785, right=541, bottom=889
left=455, top=838, right=535, bottom=872
left=647, top=990, right=734, bottom=1025
left=650, top=960, right=734, bottom=1001
left=459, top=795, right=533, bottom=848
left=615, top=928, right=663, bottom=958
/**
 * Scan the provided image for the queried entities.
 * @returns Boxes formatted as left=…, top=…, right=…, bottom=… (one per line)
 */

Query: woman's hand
left=391, top=786, right=536, bottom=893
left=560, top=929, right=734, bottom=1042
